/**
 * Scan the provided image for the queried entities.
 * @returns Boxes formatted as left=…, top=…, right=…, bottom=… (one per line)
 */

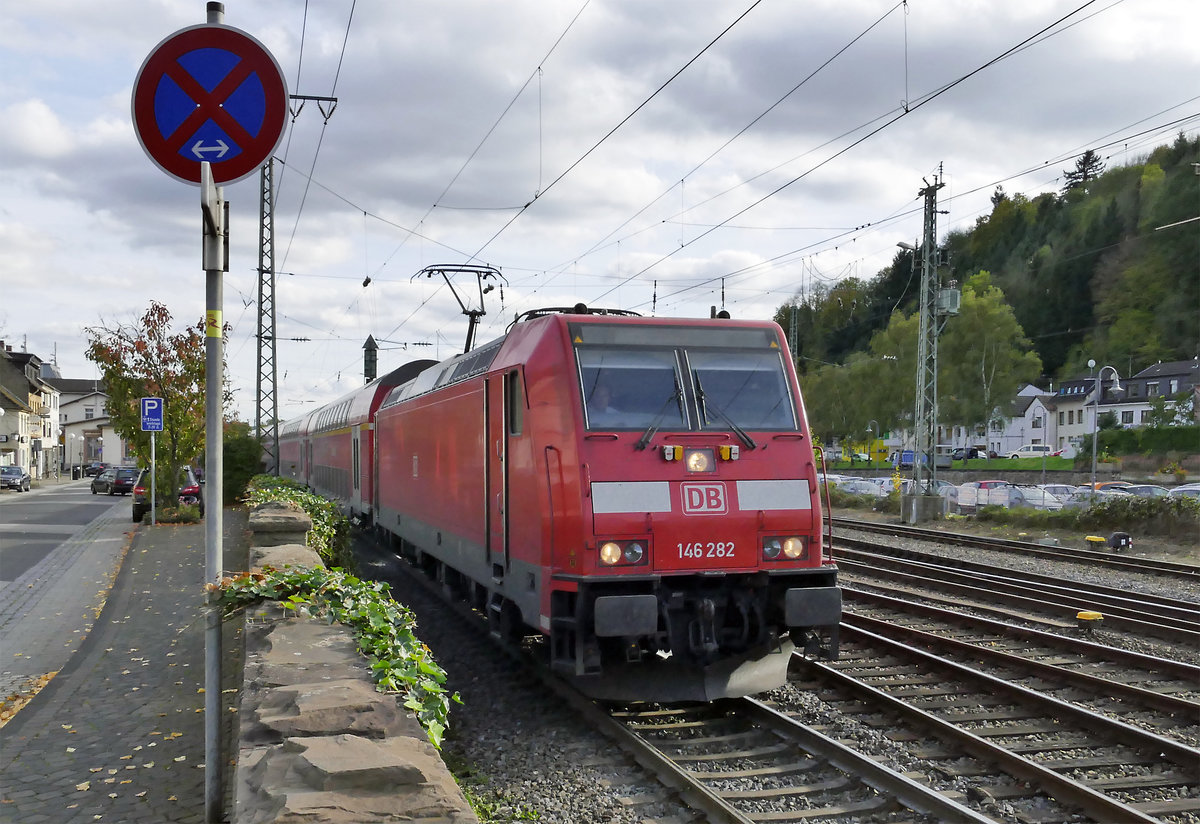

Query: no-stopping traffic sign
left=132, top=24, right=288, bottom=185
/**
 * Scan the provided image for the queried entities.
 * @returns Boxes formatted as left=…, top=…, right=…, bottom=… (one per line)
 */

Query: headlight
left=762, top=536, right=807, bottom=561
left=599, top=542, right=623, bottom=565
left=598, top=540, right=647, bottom=566
left=782, top=537, right=806, bottom=559
left=685, top=448, right=714, bottom=473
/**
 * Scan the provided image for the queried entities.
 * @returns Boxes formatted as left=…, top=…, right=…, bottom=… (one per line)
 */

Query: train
left=277, top=306, right=841, bottom=701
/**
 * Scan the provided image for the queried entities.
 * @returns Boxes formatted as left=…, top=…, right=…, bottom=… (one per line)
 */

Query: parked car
left=91, top=466, right=139, bottom=496
left=833, top=478, right=888, bottom=497
left=132, top=466, right=205, bottom=523
left=1168, top=483, right=1200, bottom=501
left=1013, top=485, right=1063, bottom=511
left=83, top=461, right=109, bottom=477
left=1, top=465, right=32, bottom=492
left=1007, top=444, right=1060, bottom=460
left=951, top=446, right=990, bottom=461
left=1060, top=488, right=1133, bottom=509
left=1038, top=483, right=1078, bottom=499
left=1121, top=484, right=1171, bottom=498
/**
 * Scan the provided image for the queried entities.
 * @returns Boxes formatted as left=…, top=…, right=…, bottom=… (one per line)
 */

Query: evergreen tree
left=1061, top=149, right=1105, bottom=195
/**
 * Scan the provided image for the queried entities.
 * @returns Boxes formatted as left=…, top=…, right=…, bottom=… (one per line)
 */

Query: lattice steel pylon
left=910, top=170, right=944, bottom=501
left=255, top=157, right=279, bottom=474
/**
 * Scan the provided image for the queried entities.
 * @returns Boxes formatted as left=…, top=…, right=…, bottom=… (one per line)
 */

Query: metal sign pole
left=131, top=4, right=286, bottom=815
left=150, top=430, right=156, bottom=526
left=201, top=153, right=226, bottom=823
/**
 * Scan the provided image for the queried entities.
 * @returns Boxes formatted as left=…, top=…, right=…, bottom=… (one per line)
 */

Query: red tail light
left=181, top=484, right=200, bottom=496
left=133, top=484, right=147, bottom=495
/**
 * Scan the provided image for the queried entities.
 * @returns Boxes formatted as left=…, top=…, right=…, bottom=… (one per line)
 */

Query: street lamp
left=1088, top=360, right=1123, bottom=501
left=866, top=420, right=879, bottom=466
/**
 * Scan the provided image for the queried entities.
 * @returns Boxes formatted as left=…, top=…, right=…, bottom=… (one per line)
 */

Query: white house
left=0, top=343, right=60, bottom=479
left=46, top=377, right=131, bottom=470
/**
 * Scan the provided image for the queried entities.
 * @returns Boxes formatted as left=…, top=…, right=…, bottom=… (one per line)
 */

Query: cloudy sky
left=3, top=0, right=1197, bottom=424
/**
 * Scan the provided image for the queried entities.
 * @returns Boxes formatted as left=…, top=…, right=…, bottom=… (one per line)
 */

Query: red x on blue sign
left=132, top=24, right=288, bottom=185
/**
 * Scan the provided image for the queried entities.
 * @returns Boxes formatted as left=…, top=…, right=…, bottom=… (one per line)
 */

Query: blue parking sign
left=141, top=397, right=164, bottom=431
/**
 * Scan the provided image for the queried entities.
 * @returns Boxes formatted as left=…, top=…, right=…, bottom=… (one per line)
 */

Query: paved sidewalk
left=0, top=508, right=248, bottom=824
left=0, top=489, right=133, bottom=703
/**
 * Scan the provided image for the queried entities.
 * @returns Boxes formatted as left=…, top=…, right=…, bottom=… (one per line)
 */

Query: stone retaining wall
left=234, top=502, right=477, bottom=823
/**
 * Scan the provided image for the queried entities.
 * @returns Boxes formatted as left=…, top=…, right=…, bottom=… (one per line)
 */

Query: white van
left=1008, top=444, right=1057, bottom=460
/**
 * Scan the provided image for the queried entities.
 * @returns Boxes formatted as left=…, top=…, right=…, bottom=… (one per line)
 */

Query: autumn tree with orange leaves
left=85, top=302, right=229, bottom=508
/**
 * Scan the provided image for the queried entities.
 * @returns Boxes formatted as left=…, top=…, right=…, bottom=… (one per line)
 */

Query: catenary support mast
left=910, top=170, right=944, bottom=503
left=255, top=157, right=279, bottom=473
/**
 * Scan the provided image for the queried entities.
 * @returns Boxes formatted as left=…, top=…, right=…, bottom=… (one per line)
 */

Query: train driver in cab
left=586, top=380, right=623, bottom=427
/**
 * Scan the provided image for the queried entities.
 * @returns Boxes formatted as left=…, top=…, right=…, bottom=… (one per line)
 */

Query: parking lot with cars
left=822, top=470, right=1199, bottom=516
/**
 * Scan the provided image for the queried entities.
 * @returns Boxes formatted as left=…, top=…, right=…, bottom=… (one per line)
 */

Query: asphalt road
left=0, top=478, right=128, bottom=583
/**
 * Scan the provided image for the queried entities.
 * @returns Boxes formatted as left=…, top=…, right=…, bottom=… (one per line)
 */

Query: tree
left=937, top=272, right=1042, bottom=432
left=223, top=419, right=263, bottom=504
left=1061, top=149, right=1105, bottom=196
left=85, top=302, right=227, bottom=508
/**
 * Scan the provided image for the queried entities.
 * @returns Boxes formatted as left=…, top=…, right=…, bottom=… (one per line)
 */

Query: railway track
left=362, top=526, right=1200, bottom=823
left=833, top=545, right=1200, bottom=646
left=787, top=623, right=1200, bottom=823
left=831, top=517, right=1200, bottom=580
left=364, top=531, right=997, bottom=823
left=843, top=587, right=1200, bottom=724
left=604, top=697, right=991, bottom=824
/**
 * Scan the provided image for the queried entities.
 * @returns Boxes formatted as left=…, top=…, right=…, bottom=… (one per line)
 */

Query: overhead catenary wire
left=255, top=1, right=1194, bottom=418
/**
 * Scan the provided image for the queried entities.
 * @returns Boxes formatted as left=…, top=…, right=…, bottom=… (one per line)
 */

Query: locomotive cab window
left=578, top=348, right=684, bottom=431
left=689, top=350, right=796, bottom=431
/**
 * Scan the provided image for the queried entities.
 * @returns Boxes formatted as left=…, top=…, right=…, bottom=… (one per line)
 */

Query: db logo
left=681, top=482, right=728, bottom=515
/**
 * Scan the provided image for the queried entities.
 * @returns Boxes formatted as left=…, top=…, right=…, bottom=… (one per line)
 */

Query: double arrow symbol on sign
left=190, top=139, right=230, bottom=159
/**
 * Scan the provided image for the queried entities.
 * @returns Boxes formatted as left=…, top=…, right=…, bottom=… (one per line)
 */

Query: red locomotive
left=282, top=307, right=840, bottom=701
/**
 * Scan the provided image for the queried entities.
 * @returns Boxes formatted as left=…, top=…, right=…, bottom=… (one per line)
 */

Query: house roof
left=1131, top=359, right=1200, bottom=380
left=45, top=378, right=107, bottom=394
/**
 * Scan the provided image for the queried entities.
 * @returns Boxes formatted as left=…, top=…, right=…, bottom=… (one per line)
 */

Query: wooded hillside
left=781, top=133, right=1199, bottom=439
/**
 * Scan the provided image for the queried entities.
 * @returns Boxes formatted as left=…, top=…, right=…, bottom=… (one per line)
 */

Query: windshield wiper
left=694, top=374, right=757, bottom=450
left=635, top=384, right=684, bottom=451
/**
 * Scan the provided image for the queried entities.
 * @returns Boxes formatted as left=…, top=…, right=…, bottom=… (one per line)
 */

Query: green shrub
left=975, top=495, right=1198, bottom=537
left=157, top=503, right=202, bottom=524
left=874, top=491, right=901, bottom=514
left=223, top=421, right=263, bottom=504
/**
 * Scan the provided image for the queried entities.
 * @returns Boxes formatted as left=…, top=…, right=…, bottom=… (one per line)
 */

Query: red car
left=132, top=467, right=205, bottom=522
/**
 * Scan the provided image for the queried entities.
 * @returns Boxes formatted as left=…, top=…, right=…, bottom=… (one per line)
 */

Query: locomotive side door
left=484, top=372, right=511, bottom=578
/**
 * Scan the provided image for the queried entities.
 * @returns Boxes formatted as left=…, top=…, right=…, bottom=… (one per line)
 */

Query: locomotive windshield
left=689, top=350, right=796, bottom=431
left=572, top=323, right=797, bottom=432
left=579, top=349, right=686, bottom=430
